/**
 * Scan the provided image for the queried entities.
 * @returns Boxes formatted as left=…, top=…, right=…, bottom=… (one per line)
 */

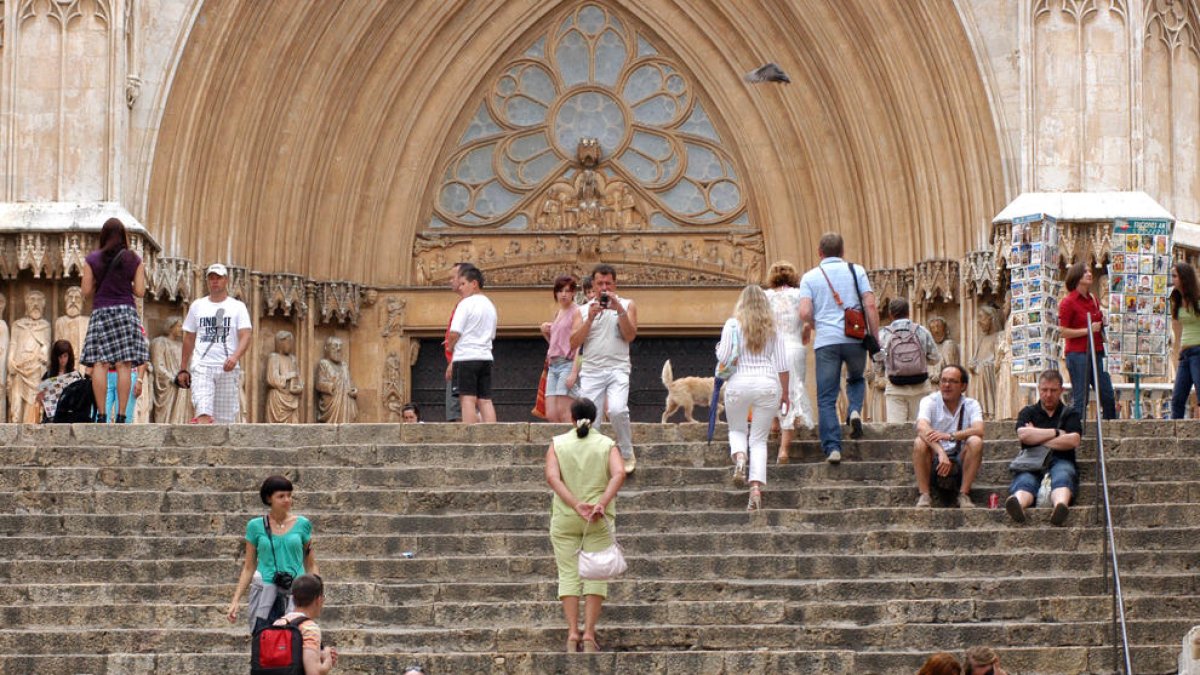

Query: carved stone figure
left=135, top=364, right=153, bottom=424
left=381, top=297, right=406, bottom=338
left=316, top=336, right=357, bottom=424
left=267, top=331, right=304, bottom=424
left=383, top=351, right=405, bottom=422
left=54, top=286, right=89, bottom=373
left=9, top=291, right=51, bottom=424
left=149, top=317, right=192, bottom=424
left=968, top=305, right=1001, bottom=420
left=927, top=316, right=961, bottom=384
left=0, top=293, right=8, bottom=423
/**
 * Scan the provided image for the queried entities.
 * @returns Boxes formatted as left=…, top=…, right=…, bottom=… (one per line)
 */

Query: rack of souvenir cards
left=1107, top=218, right=1173, bottom=377
left=1008, top=213, right=1061, bottom=375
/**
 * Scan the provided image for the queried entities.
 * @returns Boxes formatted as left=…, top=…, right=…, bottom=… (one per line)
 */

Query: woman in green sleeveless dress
left=545, top=398, right=626, bottom=653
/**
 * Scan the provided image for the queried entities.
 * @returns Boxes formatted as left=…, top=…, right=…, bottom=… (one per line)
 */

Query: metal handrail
left=1085, top=315, right=1133, bottom=674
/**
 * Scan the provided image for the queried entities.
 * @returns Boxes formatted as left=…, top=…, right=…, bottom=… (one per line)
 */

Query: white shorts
left=191, top=365, right=242, bottom=423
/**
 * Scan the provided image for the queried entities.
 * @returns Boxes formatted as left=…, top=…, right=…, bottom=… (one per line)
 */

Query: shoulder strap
left=817, top=265, right=844, bottom=308
left=848, top=262, right=865, bottom=309
left=263, top=515, right=281, bottom=573
left=96, top=249, right=125, bottom=288
left=956, top=404, right=965, bottom=432
left=287, top=615, right=311, bottom=628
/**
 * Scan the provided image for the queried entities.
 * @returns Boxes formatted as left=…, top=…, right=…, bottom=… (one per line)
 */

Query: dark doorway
left=411, top=336, right=719, bottom=423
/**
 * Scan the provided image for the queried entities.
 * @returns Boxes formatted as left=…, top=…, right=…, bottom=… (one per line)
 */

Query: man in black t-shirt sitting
left=1006, top=369, right=1083, bottom=526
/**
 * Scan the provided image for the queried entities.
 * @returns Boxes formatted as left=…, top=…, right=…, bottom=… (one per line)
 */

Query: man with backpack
left=252, top=574, right=336, bottom=675
left=874, top=298, right=941, bottom=423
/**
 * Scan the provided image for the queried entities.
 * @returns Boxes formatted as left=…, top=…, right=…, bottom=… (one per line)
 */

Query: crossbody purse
left=818, top=264, right=867, bottom=339
left=1008, top=411, right=1064, bottom=474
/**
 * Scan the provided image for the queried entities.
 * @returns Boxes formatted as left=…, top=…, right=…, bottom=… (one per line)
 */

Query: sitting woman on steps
left=226, top=475, right=319, bottom=633
left=717, top=285, right=790, bottom=511
left=545, top=397, right=626, bottom=653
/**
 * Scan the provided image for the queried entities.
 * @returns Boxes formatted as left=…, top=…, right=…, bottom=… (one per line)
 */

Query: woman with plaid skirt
left=81, top=218, right=149, bottom=423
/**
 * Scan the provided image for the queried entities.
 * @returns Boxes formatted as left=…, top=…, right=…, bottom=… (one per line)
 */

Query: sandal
left=747, top=485, right=763, bottom=511
left=566, top=636, right=579, bottom=653
left=777, top=450, right=790, bottom=465
left=732, top=453, right=747, bottom=487
left=582, top=638, right=600, bottom=653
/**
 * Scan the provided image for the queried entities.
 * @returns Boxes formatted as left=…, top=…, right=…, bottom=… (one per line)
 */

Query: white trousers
left=779, top=341, right=814, bottom=430
left=725, top=372, right=781, bottom=486
left=579, top=368, right=633, bottom=459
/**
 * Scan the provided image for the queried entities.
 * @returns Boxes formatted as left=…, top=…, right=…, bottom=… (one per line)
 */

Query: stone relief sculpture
left=135, top=364, right=153, bottom=424
left=9, top=291, right=51, bottom=424
left=968, top=305, right=1001, bottom=420
left=0, top=293, right=8, bottom=423
left=381, top=297, right=406, bottom=338
left=266, top=331, right=304, bottom=424
left=928, top=316, right=961, bottom=384
left=316, top=336, right=357, bottom=424
left=149, top=317, right=192, bottom=424
left=54, top=286, right=89, bottom=373
left=382, top=351, right=406, bottom=422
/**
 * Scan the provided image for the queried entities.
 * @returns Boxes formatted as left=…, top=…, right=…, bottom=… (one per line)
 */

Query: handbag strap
left=817, top=265, right=845, bottom=308
left=847, top=262, right=875, bottom=334
left=578, top=513, right=617, bottom=548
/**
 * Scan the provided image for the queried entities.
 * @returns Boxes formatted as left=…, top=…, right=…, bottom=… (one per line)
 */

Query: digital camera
left=272, top=571, right=295, bottom=591
left=598, top=292, right=610, bottom=309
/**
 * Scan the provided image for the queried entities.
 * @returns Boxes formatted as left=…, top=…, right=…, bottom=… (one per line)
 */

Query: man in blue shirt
left=798, top=233, right=880, bottom=463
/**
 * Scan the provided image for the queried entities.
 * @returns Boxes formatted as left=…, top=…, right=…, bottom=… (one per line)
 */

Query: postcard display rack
left=1106, top=218, right=1173, bottom=379
left=1007, top=214, right=1062, bottom=375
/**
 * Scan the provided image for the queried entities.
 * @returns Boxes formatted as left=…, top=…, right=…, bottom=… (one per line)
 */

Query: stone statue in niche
left=135, top=363, right=154, bottom=424
left=968, top=305, right=1001, bottom=420
left=267, top=331, right=304, bottom=424
left=316, top=336, right=357, bottom=424
left=0, top=293, right=9, bottom=423
left=54, top=286, right=89, bottom=373
left=149, top=317, right=192, bottom=424
left=381, top=297, right=406, bottom=338
left=9, top=291, right=51, bottom=424
left=927, top=316, right=961, bottom=385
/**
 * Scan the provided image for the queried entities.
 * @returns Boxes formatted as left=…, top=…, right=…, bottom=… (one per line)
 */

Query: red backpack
left=251, top=615, right=310, bottom=675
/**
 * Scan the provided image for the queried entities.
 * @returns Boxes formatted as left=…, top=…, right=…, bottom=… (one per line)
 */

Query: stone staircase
left=0, top=420, right=1195, bottom=674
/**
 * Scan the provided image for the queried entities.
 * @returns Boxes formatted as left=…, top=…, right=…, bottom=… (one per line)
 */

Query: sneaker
left=826, top=450, right=842, bottom=464
left=915, top=493, right=932, bottom=508
left=623, top=451, right=637, bottom=475
left=956, top=492, right=974, bottom=509
left=849, top=411, right=864, bottom=439
left=1050, top=502, right=1070, bottom=526
left=1005, top=495, right=1026, bottom=523
left=732, top=453, right=747, bottom=487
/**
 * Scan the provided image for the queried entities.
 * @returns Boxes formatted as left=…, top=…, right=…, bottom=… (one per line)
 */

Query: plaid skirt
left=81, top=305, right=150, bottom=366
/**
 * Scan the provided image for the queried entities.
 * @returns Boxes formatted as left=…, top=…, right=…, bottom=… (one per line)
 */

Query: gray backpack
left=884, top=325, right=928, bottom=386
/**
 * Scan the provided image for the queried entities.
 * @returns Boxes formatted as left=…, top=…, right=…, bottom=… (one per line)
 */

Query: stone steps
left=0, top=645, right=1183, bottom=675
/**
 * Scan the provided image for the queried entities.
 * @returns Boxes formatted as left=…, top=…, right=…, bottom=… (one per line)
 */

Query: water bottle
left=1035, top=474, right=1052, bottom=508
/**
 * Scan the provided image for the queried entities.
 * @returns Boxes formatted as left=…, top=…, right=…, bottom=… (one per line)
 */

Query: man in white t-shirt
left=447, top=266, right=497, bottom=424
left=913, top=365, right=985, bottom=508
left=178, top=263, right=252, bottom=423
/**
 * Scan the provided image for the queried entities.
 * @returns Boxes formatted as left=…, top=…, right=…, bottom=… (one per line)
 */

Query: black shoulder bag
left=1008, top=411, right=1064, bottom=474
left=848, top=262, right=881, bottom=355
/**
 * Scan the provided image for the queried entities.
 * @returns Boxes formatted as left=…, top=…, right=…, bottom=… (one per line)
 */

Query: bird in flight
left=744, top=63, right=790, bottom=84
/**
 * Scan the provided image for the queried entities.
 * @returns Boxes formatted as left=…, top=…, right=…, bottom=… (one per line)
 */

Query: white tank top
left=579, top=298, right=631, bottom=374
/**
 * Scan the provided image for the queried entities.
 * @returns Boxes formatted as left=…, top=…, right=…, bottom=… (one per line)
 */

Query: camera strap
left=264, top=515, right=282, bottom=581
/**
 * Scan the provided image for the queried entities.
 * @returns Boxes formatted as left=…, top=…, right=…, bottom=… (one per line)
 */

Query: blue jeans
left=1009, top=452, right=1078, bottom=497
left=1065, top=351, right=1116, bottom=420
left=1171, top=346, right=1200, bottom=419
left=814, top=342, right=867, bottom=454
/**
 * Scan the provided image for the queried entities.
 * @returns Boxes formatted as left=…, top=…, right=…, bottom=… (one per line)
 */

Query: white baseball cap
left=206, top=263, right=229, bottom=277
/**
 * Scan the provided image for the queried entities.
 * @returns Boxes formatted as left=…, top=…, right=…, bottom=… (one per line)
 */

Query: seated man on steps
left=1006, top=369, right=1082, bottom=526
left=913, top=365, right=985, bottom=508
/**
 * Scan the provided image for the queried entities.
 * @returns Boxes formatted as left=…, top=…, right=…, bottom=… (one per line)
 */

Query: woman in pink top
left=540, top=275, right=580, bottom=423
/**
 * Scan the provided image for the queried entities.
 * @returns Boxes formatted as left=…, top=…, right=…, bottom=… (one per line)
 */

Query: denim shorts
left=1010, top=453, right=1078, bottom=496
left=545, top=359, right=574, bottom=397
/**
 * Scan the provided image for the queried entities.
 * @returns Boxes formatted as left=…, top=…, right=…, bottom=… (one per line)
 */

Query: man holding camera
left=570, top=263, right=638, bottom=473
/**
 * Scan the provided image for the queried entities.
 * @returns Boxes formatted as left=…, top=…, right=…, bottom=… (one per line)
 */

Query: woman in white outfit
left=765, top=261, right=815, bottom=464
left=717, top=285, right=791, bottom=511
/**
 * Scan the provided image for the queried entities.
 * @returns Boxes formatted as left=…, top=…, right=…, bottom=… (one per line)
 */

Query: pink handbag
left=576, top=515, right=627, bottom=580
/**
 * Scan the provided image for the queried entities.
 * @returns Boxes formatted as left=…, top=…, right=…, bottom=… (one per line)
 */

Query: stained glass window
left=430, top=3, right=748, bottom=229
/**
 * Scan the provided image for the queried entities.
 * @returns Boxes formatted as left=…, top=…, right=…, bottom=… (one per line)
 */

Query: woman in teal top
left=1171, top=262, right=1200, bottom=419
left=545, top=397, right=626, bottom=654
left=226, top=475, right=319, bottom=632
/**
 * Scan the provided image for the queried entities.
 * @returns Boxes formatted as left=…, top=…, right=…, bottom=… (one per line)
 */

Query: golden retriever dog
left=661, top=360, right=723, bottom=423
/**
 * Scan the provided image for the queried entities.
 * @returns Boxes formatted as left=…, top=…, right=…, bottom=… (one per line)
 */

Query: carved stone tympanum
left=266, top=331, right=304, bottom=424
left=316, top=336, right=357, bottom=423
left=9, top=291, right=51, bottom=424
